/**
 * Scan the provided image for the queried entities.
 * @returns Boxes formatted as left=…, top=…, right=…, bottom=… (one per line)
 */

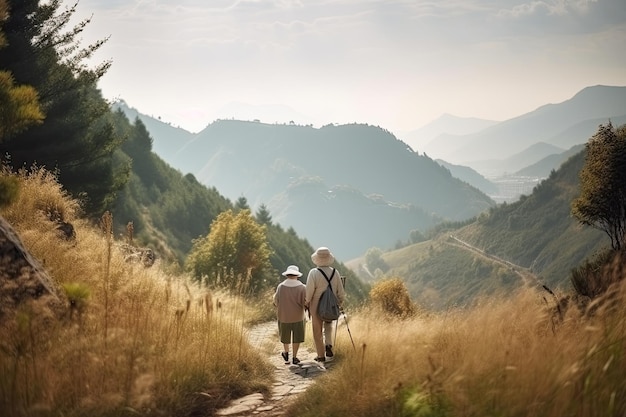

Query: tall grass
left=0, top=167, right=274, bottom=417
left=287, top=284, right=626, bottom=417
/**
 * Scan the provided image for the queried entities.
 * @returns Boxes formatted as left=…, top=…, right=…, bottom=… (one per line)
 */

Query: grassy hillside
left=3, top=164, right=625, bottom=417
left=285, top=282, right=626, bottom=417
left=347, top=145, right=608, bottom=309
left=455, top=149, right=606, bottom=290
left=0, top=168, right=274, bottom=416
left=348, top=235, right=523, bottom=311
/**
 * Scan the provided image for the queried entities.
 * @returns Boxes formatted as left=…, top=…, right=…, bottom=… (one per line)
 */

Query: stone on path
left=214, top=321, right=333, bottom=416
left=216, top=393, right=265, bottom=416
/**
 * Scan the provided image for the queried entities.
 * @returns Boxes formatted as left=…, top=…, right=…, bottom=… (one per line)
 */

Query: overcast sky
left=73, top=0, right=626, bottom=134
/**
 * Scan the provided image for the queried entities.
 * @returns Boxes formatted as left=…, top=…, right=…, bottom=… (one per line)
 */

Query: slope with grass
left=0, top=168, right=279, bottom=416
left=454, top=149, right=607, bottom=290
left=350, top=235, right=524, bottom=311
left=282, top=282, right=626, bottom=417
left=348, top=145, right=608, bottom=309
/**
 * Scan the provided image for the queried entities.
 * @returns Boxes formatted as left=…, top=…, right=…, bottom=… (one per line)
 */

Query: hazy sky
left=73, top=0, right=626, bottom=134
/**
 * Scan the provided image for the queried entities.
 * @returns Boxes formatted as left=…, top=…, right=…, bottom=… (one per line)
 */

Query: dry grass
left=287, top=285, right=626, bottom=417
left=4, top=166, right=625, bottom=417
left=0, top=167, right=274, bottom=417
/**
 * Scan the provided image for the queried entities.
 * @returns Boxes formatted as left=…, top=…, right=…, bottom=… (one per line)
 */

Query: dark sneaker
left=325, top=345, right=334, bottom=358
left=292, top=357, right=301, bottom=365
left=314, top=356, right=326, bottom=363
left=281, top=351, right=289, bottom=364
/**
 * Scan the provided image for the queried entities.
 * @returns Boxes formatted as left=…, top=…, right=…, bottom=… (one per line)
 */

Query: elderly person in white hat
left=305, top=247, right=346, bottom=362
left=273, top=265, right=307, bottom=365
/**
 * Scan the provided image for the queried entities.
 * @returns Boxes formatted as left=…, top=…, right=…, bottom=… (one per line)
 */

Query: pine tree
left=255, top=204, right=273, bottom=225
left=0, top=0, right=124, bottom=216
left=234, top=196, right=250, bottom=211
left=0, top=0, right=44, bottom=142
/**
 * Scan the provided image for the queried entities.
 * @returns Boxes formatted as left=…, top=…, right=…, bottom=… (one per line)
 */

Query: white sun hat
left=311, top=247, right=335, bottom=267
left=281, top=265, right=303, bottom=277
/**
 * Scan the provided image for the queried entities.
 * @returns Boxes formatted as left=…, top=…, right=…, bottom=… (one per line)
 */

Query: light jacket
left=273, top=278, right=306, bottom=323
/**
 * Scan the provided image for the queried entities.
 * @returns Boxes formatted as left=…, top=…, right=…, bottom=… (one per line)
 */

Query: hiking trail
left=215, top=320, right=331, bottom=416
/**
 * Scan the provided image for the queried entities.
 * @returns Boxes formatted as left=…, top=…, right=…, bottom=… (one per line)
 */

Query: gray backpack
left=317, top=268, right=341, bottom=322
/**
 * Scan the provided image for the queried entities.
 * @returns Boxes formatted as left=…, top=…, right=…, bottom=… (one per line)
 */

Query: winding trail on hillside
left=215, top=321, right=331, bottom=416
left=447, top=234, right=541, bottom=287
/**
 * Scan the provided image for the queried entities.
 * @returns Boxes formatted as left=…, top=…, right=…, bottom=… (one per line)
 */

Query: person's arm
left=304, top=269, right=315, bottom=307
left=273, top=284, right=280, bottom=306
left=299, top=285, right=308, bottom=319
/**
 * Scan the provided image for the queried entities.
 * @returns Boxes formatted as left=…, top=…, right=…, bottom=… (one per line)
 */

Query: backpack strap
left=317, top=267, right=336, bottom=290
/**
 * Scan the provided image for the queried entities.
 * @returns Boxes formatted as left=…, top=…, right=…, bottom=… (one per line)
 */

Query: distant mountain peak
left=424, top=85, right=626, bottom=170
left=436, top=113, right=499, bottom=123
left=401, top=114, right=500, bottom=152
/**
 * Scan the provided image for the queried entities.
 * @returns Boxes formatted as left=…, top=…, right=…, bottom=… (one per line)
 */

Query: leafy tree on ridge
left=572, top=122, right=626, bottom=251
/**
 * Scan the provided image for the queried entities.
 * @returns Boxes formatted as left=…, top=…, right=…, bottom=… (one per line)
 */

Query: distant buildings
left=488, top=175, right=543, bottom=203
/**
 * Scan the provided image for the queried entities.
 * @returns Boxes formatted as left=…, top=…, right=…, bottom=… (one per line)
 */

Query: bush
left=570, top=248, right=623, bottom=299
left=369, top=277, right=417, bottom=318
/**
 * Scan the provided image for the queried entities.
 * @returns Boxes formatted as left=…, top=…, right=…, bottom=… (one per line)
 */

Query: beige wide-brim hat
left=311, top=247, right=335, bottom=267
left=281, top=265, right=303, bottom=277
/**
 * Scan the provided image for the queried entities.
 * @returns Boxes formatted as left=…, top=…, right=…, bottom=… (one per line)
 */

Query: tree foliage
left=234, top=196, right=250, bottom=211
left=255, top=203, right=272, bottom=225
left=365, top=247, right=389, bottom=275
left=0, top=71, right=44, bottom=141
left=572, top=123, right=626, bottom=251
left=110, top=111, right=231, bottom=264
left=0, top=0, right=124, bottom=216
left=0, top=0, right=44, bottom=142
left=185, top=209, right=273, bottom=294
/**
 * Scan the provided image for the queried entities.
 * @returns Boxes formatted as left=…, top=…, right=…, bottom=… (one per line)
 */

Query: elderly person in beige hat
left=305, top=247, right=346, bottom=363
left=273, top=265, right=307, bottom=365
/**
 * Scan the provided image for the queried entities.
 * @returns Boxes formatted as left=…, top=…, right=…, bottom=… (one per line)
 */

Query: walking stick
left=342, top=309, right=356, bottom=352
left=338, top=275, right=356, bottom=352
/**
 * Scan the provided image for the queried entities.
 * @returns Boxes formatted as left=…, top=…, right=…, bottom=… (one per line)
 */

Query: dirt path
left=215, top=321, right=331, bottom=416
left=447, top=234, right=540, bottom=286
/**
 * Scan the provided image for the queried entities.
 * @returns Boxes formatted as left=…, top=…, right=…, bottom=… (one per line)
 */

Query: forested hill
left=105, top=112, right=370, bottom=303
left=0, top=1, right=369, bottom=304
left=116, top=102, right=496, bottom=259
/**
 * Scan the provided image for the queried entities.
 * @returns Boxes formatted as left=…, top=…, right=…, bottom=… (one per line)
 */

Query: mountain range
left=115, top=85, right=626, bottom=260
left=410, top=85, right=626, bottom=176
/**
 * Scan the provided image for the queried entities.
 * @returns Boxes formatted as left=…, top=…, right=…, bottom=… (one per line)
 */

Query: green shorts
left=278, top=320, right=305, bottom=344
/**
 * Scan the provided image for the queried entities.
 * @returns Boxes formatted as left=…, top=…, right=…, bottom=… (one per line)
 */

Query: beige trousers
left=310, top=298, right=335, bottom=358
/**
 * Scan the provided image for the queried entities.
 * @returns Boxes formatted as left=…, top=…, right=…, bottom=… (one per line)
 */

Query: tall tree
left=255, top=203, right=272, bottom=225
left=572, top=122, right=626, bottom=250
left=0, top=0, right=44, bottom=142
left=0, top=0, right=125, bottom=216
left=234, top=196, right=249, bottom=211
